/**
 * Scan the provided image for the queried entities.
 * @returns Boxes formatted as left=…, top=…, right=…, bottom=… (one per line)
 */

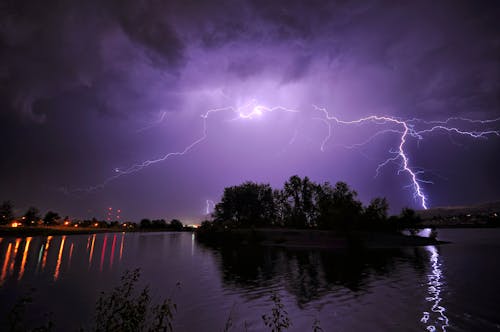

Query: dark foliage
left=209, top=175, right=410, bottom=231
left=23, top=207, right=41, bottom=224
left=43, top=211, right=60, bottom=225
left=0, top=200, right=14, bottom=224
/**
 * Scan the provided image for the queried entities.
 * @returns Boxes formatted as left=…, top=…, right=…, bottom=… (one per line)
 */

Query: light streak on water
left=18, top=237, right=32, bottom=281
left=100, top=235, right=108, bottom=271
left=9, top=238, right=21, bottom=275
left=41, top=236, right=52, bottom=271
left=68, top=242, right=74, bottom=268
left=54, top=236, right=66, bottom=281
left=119, top=232, right=125, bottom=261
left=421, top=245, right=450, bottom=331
left=36, top=244, right=43, bottom=273
left=88, top=234, right=96, bottom=267
left=110, top=234, right=117, bottom=269
left=0, top=243, right=12, bottom=285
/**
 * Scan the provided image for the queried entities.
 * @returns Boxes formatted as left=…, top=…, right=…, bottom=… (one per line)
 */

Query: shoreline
left=196, top=228, right=449, bottom=249
left=0, top=226, right=192, bottom=238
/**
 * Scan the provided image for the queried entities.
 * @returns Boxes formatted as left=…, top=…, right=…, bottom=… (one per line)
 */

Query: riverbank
left=0, top=225, right=193, bottom=237
left=196, top=228, right=448, bottom=249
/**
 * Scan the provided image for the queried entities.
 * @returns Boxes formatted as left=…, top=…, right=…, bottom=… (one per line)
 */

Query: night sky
left=1, top=0, right=499, bottom=222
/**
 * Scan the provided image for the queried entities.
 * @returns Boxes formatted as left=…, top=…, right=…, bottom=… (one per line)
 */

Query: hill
left=417, top=200, right=500, bottom=227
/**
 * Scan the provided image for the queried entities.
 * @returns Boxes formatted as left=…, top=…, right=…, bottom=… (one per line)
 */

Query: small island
left=197, top=175, right=447, bottom=248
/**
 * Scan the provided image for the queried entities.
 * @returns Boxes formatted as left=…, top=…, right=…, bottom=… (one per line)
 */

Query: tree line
left=0, top=201, right=64, bottom=225
left=208, top=175, right=420, bottom=231
left=0, top=201, right=188, bottom=230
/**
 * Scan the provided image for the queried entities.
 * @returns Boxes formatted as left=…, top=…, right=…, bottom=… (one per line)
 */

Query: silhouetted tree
left=282, top=175, right=316, bottom=228
left=43, top=211, right=60, bottom=225
left=315, top=182, right=363, bottom=230
left=213, top=181, right=275, bottom=227
left=273, top=189, right=289, bottom=226
left=152, top=219, right=167, bottom=228
left=363, top=197, right=389, bottom=227
left=169, top=219, right=183, bottom=231
left=140, top=218, right=152, bottom=228
left=399, top=207, right=421, bottom=230
left=0, top=200, right=14, bottom=224
left=24, top=207, right=41, bottom=224
left=209, top=177, right=389, bottom=232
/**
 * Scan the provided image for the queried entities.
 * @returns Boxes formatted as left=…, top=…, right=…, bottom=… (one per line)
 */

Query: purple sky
left=1, top=0, right=500, bottom=222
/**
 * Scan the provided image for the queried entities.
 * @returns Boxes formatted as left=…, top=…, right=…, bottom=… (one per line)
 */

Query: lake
left=0, top=229, right=499, bottom=331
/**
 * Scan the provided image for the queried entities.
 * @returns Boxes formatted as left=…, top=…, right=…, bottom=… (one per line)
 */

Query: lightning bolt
left=314, top=106, right=500, bottom=209
left=63, top=100, right=298, bottom=194
left=63, top=101, right=500, bottom=210
left=205, top=199, right=215, bottom=215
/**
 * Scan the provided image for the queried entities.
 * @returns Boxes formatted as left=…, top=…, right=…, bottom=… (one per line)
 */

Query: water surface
left=0, top=229, right=499, bottom=331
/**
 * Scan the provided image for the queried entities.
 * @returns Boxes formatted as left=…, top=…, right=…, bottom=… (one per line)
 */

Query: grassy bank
left=0, top=225, right=121, bottom=237
left=0, top=225, right=193, bottom=238
left=196, top=227, right=448, bottom=248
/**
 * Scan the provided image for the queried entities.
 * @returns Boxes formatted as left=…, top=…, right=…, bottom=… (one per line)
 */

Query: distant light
left=94, top=223, right=99, bottom=227
left=11, top=222, right=19, bottom=228
left=122, top=223, right=127, bottom=227
left=64, top=221, right=70, bottom=226
left=74, top=224, right=79, bottom=228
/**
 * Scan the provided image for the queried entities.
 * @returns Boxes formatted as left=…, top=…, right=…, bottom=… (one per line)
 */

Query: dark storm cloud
left=109, top=0, right=185, bottom=69
left=0, top=0, right=185, bottom=121
left=1, top=0, right=500, bottom=220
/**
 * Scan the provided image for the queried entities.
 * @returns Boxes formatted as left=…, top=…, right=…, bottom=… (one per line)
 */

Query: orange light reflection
left=88, top=234, right=96, bottom=268
left=9, top=238, right=21, bottom=275
left=18, top=237, right=32, bottom=281
left=119, top=233, right=125, bottom=261
left=0, top=243, right=12, bottom=285
left=54, top=236, right=66, bottom=281
left=41, top=236, right=52, bottom=271
left=68, top=243, right=74, bottom=268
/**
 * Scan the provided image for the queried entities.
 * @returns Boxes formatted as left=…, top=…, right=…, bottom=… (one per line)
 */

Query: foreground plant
left=7, top=288, right=54, bottom=332
left=262, top=292, right=291, bottom=332
left=93, top=269, right=177, bottom=332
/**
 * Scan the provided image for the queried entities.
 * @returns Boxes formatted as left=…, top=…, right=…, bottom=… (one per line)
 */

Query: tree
left=314, top=182, right=363, bottom=230
left=364, top=197, right=389, bottom=227
left=282, top=175, right=317, bottom=228
left=169, top=219, right=183, bottom=231
left=213, top=181, right=275, bottom=227
left=0, top=201, right=14, bottom=225
left=273, top=189, right=289, bottom=226
left=399, top=207, right=421, bottom=229
left=43, top=211, right=60, bottom=225
left=24, top=207, right=41, bottom=224
left=152, top=219, right=167, bottom=229
left=140, top=219, right=152, bottom=228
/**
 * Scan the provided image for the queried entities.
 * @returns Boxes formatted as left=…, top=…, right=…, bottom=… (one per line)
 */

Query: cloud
left=0, top=0, right=185, bottom=122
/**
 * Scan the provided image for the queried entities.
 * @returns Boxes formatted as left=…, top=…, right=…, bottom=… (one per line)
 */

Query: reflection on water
left=0, top=242, right=12, bottom=285
left=18, top=237, right=32, bottom=280
left=421, top=246, right=449, bottom=332
left=208, top=243, right=431, bottom=306
left=54, top=236, right=66, bottom=281
left=89, top=234, right=96, bottom=267
left=3, top=230, right=500, bottom=331
left=0, top=233, right=128, bottom=285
